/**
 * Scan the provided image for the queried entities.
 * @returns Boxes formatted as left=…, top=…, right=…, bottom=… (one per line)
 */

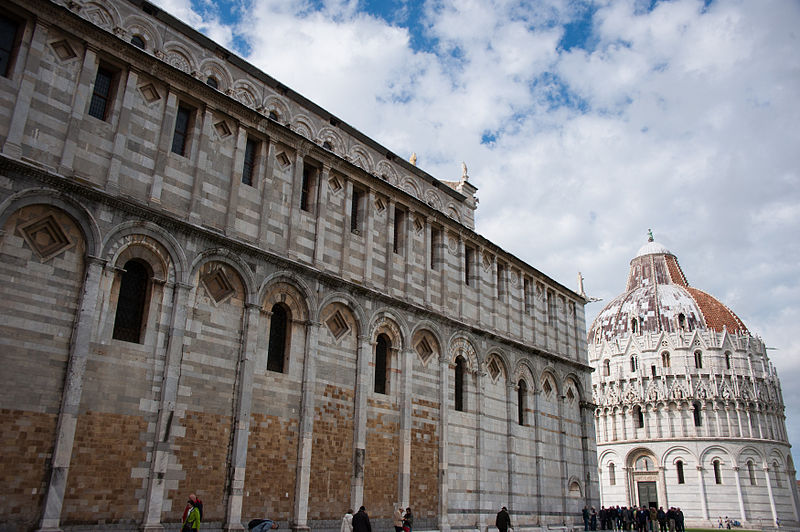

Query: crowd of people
left=582, top=505, right=685, bottom=532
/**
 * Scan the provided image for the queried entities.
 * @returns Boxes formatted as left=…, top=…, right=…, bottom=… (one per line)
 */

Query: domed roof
left=589, top=235, right=747, bottom=342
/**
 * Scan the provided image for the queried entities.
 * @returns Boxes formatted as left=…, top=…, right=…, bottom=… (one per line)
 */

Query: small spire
left=647, top=229, right=654, bottom=242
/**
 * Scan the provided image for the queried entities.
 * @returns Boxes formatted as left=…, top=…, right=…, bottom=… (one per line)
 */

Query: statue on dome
left=647, top=228, right=654, bottom=242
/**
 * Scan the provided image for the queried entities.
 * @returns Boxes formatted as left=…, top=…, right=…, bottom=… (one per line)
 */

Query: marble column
left=351, top=335, right=371, bottom=508
left=763, top=466, right=778, bottom=525
left=696, top=466, right=709, bottom=521
left=732, top=466, right=746, bottom=522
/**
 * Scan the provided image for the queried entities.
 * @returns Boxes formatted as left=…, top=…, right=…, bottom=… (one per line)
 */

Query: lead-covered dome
left=590, top=235, right=747, bottom=342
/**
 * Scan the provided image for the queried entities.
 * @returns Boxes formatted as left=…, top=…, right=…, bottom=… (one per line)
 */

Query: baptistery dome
left=589, top=235, right=799, bottom=528
left=590, top=236, right=746, bottom=344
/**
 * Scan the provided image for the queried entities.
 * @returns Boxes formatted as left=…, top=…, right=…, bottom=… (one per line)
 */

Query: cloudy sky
left=151, top=0, right=800, bottom=457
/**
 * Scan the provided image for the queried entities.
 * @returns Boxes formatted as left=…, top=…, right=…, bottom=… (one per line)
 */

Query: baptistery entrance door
left=637, top=481, right=658, bottom=509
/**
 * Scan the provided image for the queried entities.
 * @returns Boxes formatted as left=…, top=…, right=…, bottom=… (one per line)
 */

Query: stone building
left=589, top=235, right=800, bottom=528
left=0, top=0, right=597, bottom=530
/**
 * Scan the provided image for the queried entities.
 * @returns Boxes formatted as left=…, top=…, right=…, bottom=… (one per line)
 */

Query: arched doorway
left=628, top=451, right=660, bottom=509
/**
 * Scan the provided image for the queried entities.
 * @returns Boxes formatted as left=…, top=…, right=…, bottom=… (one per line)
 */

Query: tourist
left=352, top=506, right=372, bottom=532
left=591, top=507, right=598, bottom=531
left=403, top=507, right=414, bottom=532
left=657, top=507, right=666, bottom=532
left=182, top=495, right=201, bottom=531
left=341, top=509, right=354, bottom=532
left=496, top=506, right=511, bottom=532
left=248, top=519, right=279, bottom=532
left=583, top=506, right=590, bottom=531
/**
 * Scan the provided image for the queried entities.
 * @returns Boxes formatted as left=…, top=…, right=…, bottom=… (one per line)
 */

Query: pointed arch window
left=517, top=380, right=527, bottom=426
left=631, top=317, right=638, bottom=334
left=676, top=460, right=685, bottom=484
left=661, top=351, right=671, bottom=368
left=693, top=401, right=702, bottom=427
left=267, top=304, right=290, bottom=373
left=374, top=334, right=390, bottom=394
left=694, top=350, right=703, bottom=369
left=603, top=359, right=610, bottom=377
left=725, top=352, right=731, bottom=370
left=630, top=354, right=638, bottom=373
left=455, top=356, right=466, bottom=412
left=713, top=459, right=722, bottom=484
left=633, top=405, right=644, bottom=429
left=112, top=259, right=151, bottom=343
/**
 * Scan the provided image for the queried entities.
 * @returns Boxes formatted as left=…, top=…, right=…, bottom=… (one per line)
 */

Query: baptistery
left=589, top=235, right=800, bottom=528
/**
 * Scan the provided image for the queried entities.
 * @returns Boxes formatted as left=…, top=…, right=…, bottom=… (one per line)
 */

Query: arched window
left=661, top=351, right=671, bottom=368
left=694, top=350, right=703, bottom=369
left=635, top=456, right=653, bottom=471
left=630, top=355, right=638, bottom=373
left=517, top=380, right=527, bottom=426
left=603, top=359, right=610, bottom=377
left=678, top=313, right=686, bottom=329
left=206, top=76, right=218, bottom=89
left=609, top=463, right=616, bottom=485
left=747, top=461, right=756, bottom=485
left=713, top=459, right=722, bottom=484
left=374, top=334, right=390, bottom=394
left=693, top=401, right=702, bottom=427
left=267, top=304, right=289, bottom=373
left=130, top=35, right=145, bottom=49
left=455, top=356, right=466, bottom=412
left=631, top=317, right=638, bottom=334
left=725, top=352, right=731, bottom=370
left=774, top=462, right=783, bottom=487
left=112, top=259, right=151, bottom=343
left=676, top=460, right=685, bottom=484
left=633, top=405, right=644, bottom=429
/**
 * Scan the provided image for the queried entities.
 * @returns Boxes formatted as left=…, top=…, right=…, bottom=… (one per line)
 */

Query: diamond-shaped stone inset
left=566, top=388, right=575, bottom=403
left=415, top=337, right=434, bottom=363
left=18, top=214, right=74, bottom=261
left=374, top=197, right=386, bottom=213
left=488, top=358, right=501, bottom=381
left=326, top=310, right=349, bottom=339
left=214, top=121, right=232, bottom=139
left=51, top=40, right=77, bottom=61
left=139, top=83, right=161, bottom=104
left=276, top=151, right=291, bottom=168
left=328, top=175, right=342, bottom=194
left=413, top=216, right=424, bottom=234
left=201, top=268, right=236, bottom=304
left=543, top=379, right=553, bottom=397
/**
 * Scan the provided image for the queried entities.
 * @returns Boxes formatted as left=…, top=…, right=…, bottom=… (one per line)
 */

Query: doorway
left=637, top=481, right=658, bottom=508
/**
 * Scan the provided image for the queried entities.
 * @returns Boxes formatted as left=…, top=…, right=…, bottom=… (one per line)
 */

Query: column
left=424, top=216, right=432, bottom=305
left=58, top=46, right=98, bottom=175
left=732, top=466, right=746, bottom=522
left=147, top=90, right=179, bottom=204
left=285, top=149, right=305, bottom=258
left=598, top=467, right=605, bottom=508
left=657, top=467, right=669, bottom=509
left=350, top=335, right=371, bottom=508
left=621, top=467, right=632, bottom=506
left=313, top=165, right=331, bottom=268
left=533, top=391, right=543, bottom=523
left=506, top=382, right=518, bottom=511
left=105, top=68, right=139, bottom=193
left=696, top=466, right=709, bottom=521
left=140, top=280, right=192, bottom=531
left=787, top=462, right=800, bottom=522
left=642, top=404, right=650, bottom=439
left=384, top=199, right=395, bottom=290
left=3, top=20, right=49, bottom=157
left=225, top=125, right=247, bottom=234
left=580, top=402, right=595, bottom=507
left=397, top=348, right=413, bottom=507
left=36, top=257, right=105, bottom=532
left=557, top=394, right=567, bottom=520
left=257, top=141, right=276, bottom=248
left=763, top=466, right=778, bottom=525
left=224, top=304, right=263, bottom=532
left=437, top=355, right=450, bottom=532
left=364, top=190, right=375, bottom=288
left=476, top=367, right=488, bottom=531
left=340, top=181, right=353, bottom=278
left=291, top=321, right=321, bottom=532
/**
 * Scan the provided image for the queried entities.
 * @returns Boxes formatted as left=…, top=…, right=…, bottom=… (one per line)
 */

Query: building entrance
left=637, top=481, right=658, bottom=508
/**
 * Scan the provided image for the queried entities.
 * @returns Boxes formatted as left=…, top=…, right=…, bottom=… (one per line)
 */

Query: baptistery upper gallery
left=589, top=235, right=800, bottom=528
left=0, top=0, right=598, bottom=530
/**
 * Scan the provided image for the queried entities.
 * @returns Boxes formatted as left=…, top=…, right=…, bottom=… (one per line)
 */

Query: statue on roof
left=648, top=229, right=654, bottom=242
left=410, top=152, right=417, bottom=166
left=461, top=161, right=468, bottom=180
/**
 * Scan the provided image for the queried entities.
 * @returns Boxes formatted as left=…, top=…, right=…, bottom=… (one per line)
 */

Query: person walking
left=393, top=507, right=404, bottom=532
left=403, top=507, right=414, bottom=532
left=352, top=506, right=372, bottom=532
left=583, top=506, right=590, bottom=531
left=182, top=495, right=201, bottom=531
left=341, top=510, right=354, bottom=532
left=496, top=506, right=511, bottom=532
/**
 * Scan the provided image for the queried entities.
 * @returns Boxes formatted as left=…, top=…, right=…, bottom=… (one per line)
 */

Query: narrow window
left=547, top=290, right=556, bottom=325
left=267, top=304, right=289, bottom=373
left=523, top=277, right=532, bottom=313
left=350, top=186, right=362, bottom=234
left=603, top=360, right=610, bottom=377
left=130, top=34, right=145, bottom=49
left=678, top=313, right=686, bottom=329
left=374, top=334, right=390, bottom=394
left=430, top=225, right=441, bottom=269
left=631, top=317, right=638, bottom=334
left=725, top=352, right=731, bottom=370
left=693, top=401, right=702, bottom=427
left=517, top=380, right=527, bottom=426
left=112, top=260, right=150, bottom=343
left=0, top=14, right=21, bottom=78
left=662, top=351, right=671, bottom=368
left=171, top=104, right=193, bottom=156
left=300, top=163, right=316, bottom=212
left=634, top=405, right=644, bottom=429
left=206, top=76, right=218, bottom=89
left=241, top=136, right=258, bottom=186
left=651, top=365, right=657, bottom=377
left=713, top=459, right=722, bottom=484
left=676, top=461, right=685, bottom=484
left=630, top=355, right=638, bottom=373
left=694, top=350, right=703, bottom=369
left=747, top=461, right=756, bottom=485
left=609, top=463, right=616, bottom=486
left=464, top=245, right=474, bottom=285
left=88, top=65, right=115, bottom=120
left=496, top=262, right=506, bottom=298
left=393, top=207, right=405, bottom=254
left=774, top=462, right=783, bottom=488
left=455, top=356, right=466, bottom=412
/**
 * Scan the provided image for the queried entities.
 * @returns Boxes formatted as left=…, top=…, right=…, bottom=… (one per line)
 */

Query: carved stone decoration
left=50, top=40, right=78, bottom=61
left=482, top=251, right=492, bottom=272
left=371, top=315, right=402, bottom=348
left=83, top=4, right=115, bottom=30
left=415, top=336, right=435, bottom=365
left=275, top=151, right=291, bottom=169
left=326, top=310, right=350, bottom=340
left=138, top=83, right=161, bottom=104
left=425, top=189, right=443, bottom=211
left=449, top=336, right=478, bottom=373
left=510, top=270, right=519, bottom=287
left=166, top=51, right=191, bottom=74
left=487, top=357, right=502, bottom=381
left=200, top=267, right=236, bottom=305
left=413, top=215, right=424, bottom=234
left=695, top=382, right=709, bottom=400
left=328, top=175, right=342, bottom=194
left=670, top=381, right=689, bottom=400
left=447, top=232, right=458, bottom=254
left=18, top=214, right=75, bottom=261
left=213, top=120, right=232, bottom=139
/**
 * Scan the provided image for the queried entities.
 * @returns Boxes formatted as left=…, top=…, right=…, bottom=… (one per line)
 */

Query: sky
left=150, top=0, right=800, bottom=463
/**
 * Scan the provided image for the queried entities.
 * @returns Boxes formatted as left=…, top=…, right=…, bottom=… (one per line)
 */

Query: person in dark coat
left=496, top=506, right=511, bottom=532
left=583, top=506, right=590, bottom=531
left=352, top=506, right=372, bottom=532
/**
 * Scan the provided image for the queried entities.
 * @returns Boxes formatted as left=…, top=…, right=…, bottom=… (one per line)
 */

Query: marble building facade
left=0, top=0, right=597, bottom=530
